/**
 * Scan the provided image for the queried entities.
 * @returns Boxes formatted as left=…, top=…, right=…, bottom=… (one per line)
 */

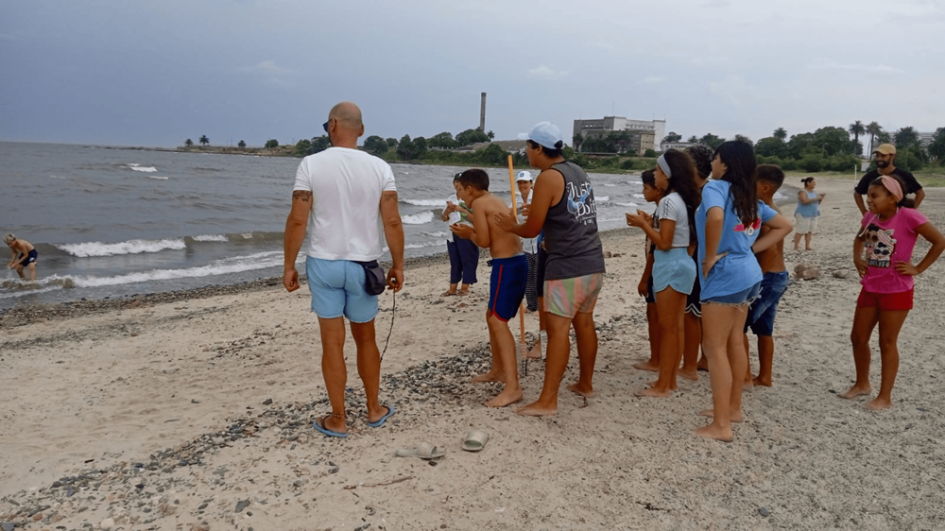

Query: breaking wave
left=402, top=211, right=434, bottom=225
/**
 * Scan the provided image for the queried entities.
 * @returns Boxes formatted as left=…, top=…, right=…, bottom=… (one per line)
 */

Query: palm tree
left=199, top=135, right=209, bottom=146
left=894, top=126, right=919, bottom=149
left=848, top=120, right=865, bottom=154
left=865, top=122, right=882, bottom=154
left=184, top=138, right=193, bottom=147
left=238, top=140, right=246, bottom=149
left=773, top=127, right=787, bottom=141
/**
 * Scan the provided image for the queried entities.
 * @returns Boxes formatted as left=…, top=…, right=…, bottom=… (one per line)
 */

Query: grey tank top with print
left=542, top=161, right=606, bottom=280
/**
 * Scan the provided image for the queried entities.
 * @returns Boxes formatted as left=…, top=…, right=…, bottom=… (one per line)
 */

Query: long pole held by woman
left=508, top=155, right=528, bottom=374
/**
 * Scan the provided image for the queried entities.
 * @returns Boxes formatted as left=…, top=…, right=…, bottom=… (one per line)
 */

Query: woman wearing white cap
left=497, top=122, right=606, bottom=416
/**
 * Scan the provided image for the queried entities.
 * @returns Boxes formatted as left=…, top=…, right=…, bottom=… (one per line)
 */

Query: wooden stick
left=507, top=155, right=528, bottom=376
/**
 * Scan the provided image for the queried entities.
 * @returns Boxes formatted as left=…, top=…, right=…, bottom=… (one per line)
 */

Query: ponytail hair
left=714, top=140, right=758, bottom=228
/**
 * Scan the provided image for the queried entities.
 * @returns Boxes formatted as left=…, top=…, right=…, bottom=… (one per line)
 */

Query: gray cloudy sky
left=2, top=0, right=943, bottom=148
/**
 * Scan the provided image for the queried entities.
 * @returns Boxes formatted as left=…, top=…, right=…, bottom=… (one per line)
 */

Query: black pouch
left=355, top=260, right=386, bottom=295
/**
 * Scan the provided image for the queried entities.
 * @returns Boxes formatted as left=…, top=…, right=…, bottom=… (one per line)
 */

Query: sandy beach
left=2, top=174, right=945, bottom=530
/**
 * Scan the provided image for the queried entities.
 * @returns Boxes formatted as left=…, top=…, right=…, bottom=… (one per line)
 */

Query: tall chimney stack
left=479, top=92, right=486, bottom=132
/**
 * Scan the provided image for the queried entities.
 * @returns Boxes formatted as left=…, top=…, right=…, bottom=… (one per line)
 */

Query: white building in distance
left=573, top=117, right=667, bottom=153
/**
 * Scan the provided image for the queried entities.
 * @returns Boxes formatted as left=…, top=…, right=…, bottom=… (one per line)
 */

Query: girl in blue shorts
left=627, top=149, right=702, bottom=397
left=694, top=141, right=792, bottom=442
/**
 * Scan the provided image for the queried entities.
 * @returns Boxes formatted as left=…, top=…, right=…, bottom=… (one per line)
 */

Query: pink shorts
left=856, top=288, right=913, bottom=311
left=543, top=273, right=604, bottom=318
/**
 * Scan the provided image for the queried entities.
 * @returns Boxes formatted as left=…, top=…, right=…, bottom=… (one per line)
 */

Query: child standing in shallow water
left=842, top=174, right=945, bottom=410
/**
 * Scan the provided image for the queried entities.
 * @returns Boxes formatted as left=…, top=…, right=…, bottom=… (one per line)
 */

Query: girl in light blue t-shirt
left=694, top=141, right=792, bottom=442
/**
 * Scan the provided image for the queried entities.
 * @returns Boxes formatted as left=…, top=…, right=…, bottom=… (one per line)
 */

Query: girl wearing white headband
left=626, top=149, right=702, bottom=398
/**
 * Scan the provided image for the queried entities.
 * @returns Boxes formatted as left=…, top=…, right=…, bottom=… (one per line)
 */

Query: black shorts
left=18, top=249, right=38, bottom=267
left=645, top=275, right=656, bottom=304
left=685, top=255, right=701, bottom=317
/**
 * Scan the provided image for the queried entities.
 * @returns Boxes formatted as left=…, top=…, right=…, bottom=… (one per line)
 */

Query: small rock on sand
left=794, top=262, right=820, bottom=280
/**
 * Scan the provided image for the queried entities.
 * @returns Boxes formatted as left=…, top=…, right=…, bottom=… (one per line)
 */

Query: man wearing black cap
left=854, top=143, right=924, bottom=214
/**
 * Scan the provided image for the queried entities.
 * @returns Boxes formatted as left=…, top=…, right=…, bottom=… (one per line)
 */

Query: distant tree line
left=180, top=121, right=945, bottom=175
left=658, top=122, right=945, bottom=173
left=292, top=127, right=496, bottom=160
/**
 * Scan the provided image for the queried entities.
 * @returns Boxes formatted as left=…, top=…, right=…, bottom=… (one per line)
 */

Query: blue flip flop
left=313, top=416, right=348, bottom=438
left=367, top=405, right=396, bottom=428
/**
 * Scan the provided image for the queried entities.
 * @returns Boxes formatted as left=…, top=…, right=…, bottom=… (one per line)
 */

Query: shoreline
left=0, top=226, right=662, bottom=327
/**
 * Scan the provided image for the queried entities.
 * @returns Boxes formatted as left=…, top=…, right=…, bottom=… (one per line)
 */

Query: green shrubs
left=800, top=156, right=824, bottom=173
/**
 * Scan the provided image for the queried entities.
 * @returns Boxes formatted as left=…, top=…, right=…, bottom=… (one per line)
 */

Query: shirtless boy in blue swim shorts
left=5, top=233, right=38, bottom=281
left=450, top=169, right=528, bottom=408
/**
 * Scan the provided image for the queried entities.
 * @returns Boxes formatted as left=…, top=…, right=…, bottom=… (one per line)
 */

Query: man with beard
left=854, top=144, right=924, bottom=214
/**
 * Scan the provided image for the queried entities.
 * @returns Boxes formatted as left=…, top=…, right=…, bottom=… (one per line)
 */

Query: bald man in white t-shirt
left=283, top=101, right=405, bottom=438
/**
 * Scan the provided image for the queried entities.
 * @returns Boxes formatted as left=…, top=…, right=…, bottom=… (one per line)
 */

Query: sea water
left=1, top=142, right=786, bottom=310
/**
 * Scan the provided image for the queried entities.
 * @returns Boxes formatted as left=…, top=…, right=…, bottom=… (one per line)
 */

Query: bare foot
left=471, top=371, right=504, bottom=383
left=839, top=385, right=872, bottom=399
left=698, top=408, right=743, bottom=423
left=458, top=290, right=469, bottom=296
left=636, top=386, right=672, bottom=398
left=752, top=376, right=772, bottom=387
left=633, top=361, right=660, bottom=372
left=694, top=423, right=733, bottom=442
left=566, top=382, right=594, bottom=398
left=679, top=369, right=699, bottom=381
left=525, top=343, right=543, bottom=359
left=441, top=290, right=457, bottom=296
left=863, top=397, right=891, bottom=410
left=515, top=401, right=557, bottom=417
left=485, top=388, right=524, bottom=408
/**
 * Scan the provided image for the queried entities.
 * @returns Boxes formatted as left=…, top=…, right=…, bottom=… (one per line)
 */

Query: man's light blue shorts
left=306, top=256, right=378, bottom=323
